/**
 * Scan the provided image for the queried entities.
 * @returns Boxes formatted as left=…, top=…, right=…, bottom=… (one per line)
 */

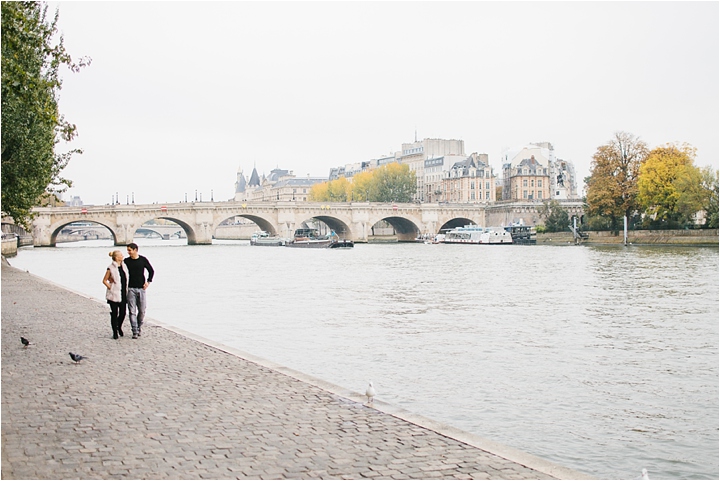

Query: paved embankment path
left=1, top=262, right=592, bottom=480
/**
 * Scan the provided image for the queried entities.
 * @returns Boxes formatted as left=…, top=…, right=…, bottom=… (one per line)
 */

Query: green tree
left=637, top=143, right=697, bottom=225
left=538, top=200, right=570, bottom=232
left=1, top=1, right=89, bottom=227
left=585, top=132, right=648, bottom=230
left=369, top=163, right=416, bottom=203
left=674, top=165, right=719, bottom=228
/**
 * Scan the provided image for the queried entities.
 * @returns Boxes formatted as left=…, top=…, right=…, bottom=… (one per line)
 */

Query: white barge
left=443, top=225, right=513, bottom=244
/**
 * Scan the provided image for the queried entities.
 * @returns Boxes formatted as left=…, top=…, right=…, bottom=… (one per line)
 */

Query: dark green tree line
left=1, top=1, right=89, bottom=227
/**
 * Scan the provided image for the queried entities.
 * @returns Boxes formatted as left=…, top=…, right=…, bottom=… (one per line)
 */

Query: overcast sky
left=49, top=1, right=718, bottom=206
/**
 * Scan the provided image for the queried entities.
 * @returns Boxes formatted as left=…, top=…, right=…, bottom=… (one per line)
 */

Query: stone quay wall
left=539, top=229, right=718, bottom=246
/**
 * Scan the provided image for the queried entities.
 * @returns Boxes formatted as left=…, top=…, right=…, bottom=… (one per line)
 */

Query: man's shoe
left=113, top=331, right=119, bottom=340
left=118, top=328, right=124, bottom=337
left=132, top=334, right=138, bottom=339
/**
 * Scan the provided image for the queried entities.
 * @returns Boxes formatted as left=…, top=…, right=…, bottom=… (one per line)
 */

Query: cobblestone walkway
left=1, top=263, right=590, bottom=480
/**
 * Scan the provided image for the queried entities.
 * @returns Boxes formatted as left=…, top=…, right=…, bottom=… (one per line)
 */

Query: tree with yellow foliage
left=637, top=143, right=696, bottom=225
left=349, top=170, right=374, bottom=201
left=308, top=182, right=329, bottom=201
left=327, top=177, right=351, bottom=202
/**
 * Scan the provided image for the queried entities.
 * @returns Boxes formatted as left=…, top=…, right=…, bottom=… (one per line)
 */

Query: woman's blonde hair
left=109, top=250, right=122, bottom=259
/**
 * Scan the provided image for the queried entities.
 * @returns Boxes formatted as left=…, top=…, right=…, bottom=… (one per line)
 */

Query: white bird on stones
left=365, top=382, right=376, bottom=404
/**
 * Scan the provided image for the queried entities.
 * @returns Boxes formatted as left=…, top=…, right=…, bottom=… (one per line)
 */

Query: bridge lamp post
left=211, top=190, right=214, bottom=202
left=116, top=192, right=119, bottom=205
left=195, top=190, right=198, bottom=202
left=132, top=192, right=135, bottom=204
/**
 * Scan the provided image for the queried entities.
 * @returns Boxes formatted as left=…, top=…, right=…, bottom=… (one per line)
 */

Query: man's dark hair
left=127, top=242, right=139, bottom=250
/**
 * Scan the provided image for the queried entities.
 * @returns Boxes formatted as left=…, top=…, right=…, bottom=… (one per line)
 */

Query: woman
left=102, top=250, right=129, bottom=339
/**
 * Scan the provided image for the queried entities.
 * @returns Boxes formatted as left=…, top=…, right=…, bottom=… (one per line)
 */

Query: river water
left=8, top=240, right=718, bottom=480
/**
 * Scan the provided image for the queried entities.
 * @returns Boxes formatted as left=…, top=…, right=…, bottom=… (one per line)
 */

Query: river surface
left=8, top=240, right=719, bottom=480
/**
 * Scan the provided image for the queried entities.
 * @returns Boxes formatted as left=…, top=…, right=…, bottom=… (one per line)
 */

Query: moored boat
left=250, top=231, right=286, bottom=246
left=503, top=225, right=537, bottom=244
left=286, top=228, right=354, bottom=248
left=443, top=225, right=513, bottom=244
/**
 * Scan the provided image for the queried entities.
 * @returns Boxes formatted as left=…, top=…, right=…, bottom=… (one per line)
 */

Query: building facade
left=437, top=153, right=496, bottom=203
left=501, top=142, right=578, bottom=201
left=399, top=138, right=466, bottom=202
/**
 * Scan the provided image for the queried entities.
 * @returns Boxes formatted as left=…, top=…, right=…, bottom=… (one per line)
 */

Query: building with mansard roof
left=437, top=153, right=496, bottom=203
left=501, top=142, right=578, bottom=201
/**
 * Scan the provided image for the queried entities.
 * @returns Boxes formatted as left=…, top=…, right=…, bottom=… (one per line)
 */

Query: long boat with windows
left=443, top=225, right=513, bottom=244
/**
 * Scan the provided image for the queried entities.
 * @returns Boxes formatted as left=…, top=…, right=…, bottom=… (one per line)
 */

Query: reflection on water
left=10, top=240, right=719, bottom=479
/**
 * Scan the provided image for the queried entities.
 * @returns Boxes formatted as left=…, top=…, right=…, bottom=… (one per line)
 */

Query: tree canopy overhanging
left=1, top=1, right=90, bottom=227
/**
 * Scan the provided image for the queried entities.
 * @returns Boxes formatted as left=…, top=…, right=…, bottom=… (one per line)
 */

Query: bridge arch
left=366, top=214, right=422, bottom=242
left=132, top=215, right=200, bottom=244
left=294, top=214, right=353, bottom=239
left=437, top=217, right=476, bottom=232
left=48, top=219, right=117, bottom=246
left=215, top=213, right=279, bottom=236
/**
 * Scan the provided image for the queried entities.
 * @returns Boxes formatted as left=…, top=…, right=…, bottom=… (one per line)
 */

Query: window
left=486, top=182, right=490, bottom=190
left=537, top=180, right=542, bottom=188
left=485, top=191, right=490, bottom=200
left=523, top=179, right=528, bottom=187
left=471, top=192, right=475, bottom=200
left=471, top=182, right=475, bottom=189
left=523, top=190, right=527, bottom=199
left=531, top=180, right=534, bottom=187
left=537, top=191, right=542, bottom=199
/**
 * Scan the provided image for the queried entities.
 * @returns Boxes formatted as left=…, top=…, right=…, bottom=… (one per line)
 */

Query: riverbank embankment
left=538, top=229, right=718, bottom=246
left=1, top=262, right=592, bottom=480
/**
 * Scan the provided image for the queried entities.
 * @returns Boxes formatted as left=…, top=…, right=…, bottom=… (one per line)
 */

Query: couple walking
left=102, top=243, right=154, bottom=340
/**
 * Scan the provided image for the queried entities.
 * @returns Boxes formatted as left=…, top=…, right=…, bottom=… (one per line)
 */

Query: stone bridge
left=30, top=200, right=584, bottom=246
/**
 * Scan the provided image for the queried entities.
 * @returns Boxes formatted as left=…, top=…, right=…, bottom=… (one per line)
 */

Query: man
left=124, top=243, right=154, bottom=339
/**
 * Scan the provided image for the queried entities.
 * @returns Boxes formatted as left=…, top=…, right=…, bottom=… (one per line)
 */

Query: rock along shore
left=1, top=262, right=593, bottom=480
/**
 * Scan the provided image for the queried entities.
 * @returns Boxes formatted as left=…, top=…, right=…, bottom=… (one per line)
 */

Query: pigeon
left=20, top=337, right=30, bottom=348
left=640, top=468, right=650, bottom=480
left=69, top=352, right=87, bottom=364
left=365, top=382, right=376, bottom=404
